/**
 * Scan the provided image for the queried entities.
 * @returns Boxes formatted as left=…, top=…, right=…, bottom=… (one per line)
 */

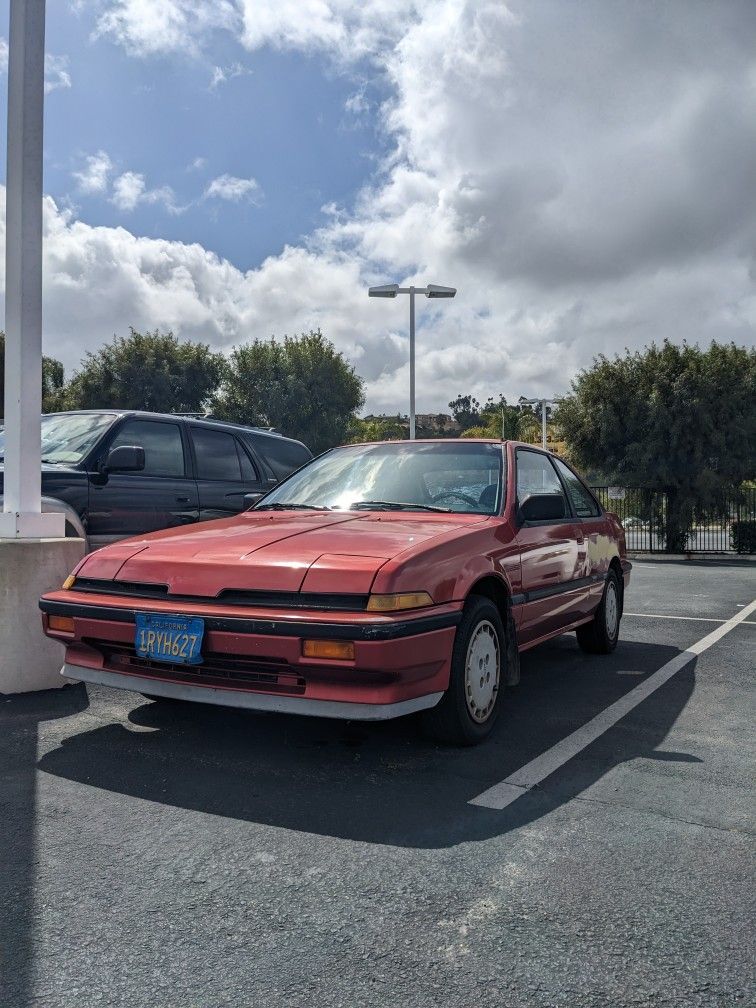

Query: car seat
left=478, top=484, right=498, bottom=511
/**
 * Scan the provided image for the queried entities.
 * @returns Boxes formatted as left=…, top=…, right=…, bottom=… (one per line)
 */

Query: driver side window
left=108, top=420, right=185, bottom=478
left=516, top=450, right=568, bottom=511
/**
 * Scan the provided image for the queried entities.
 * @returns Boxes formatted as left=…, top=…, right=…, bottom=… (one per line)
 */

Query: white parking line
left=624, top=612, right=725, bottom=622
left=469, top=598, right=756, bottom=810
left=625, top=612, right=756, bottom=626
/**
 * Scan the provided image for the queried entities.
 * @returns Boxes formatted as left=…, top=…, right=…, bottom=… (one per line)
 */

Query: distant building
left=362, top=413, right=460, bottom=436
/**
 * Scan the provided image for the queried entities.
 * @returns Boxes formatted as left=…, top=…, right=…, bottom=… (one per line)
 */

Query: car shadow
left=36, top=637, right=695, bottom=850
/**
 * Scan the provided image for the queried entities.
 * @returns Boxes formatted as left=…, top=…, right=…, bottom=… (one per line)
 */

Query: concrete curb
left=628, top=551, right=756, bottom=563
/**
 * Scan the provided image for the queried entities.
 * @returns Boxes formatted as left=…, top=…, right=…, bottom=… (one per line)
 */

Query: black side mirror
left=105, top=444, right=145, bottom=473
left=243, top=492, right=263, bottom=508
left=519, top=493, right=566, bottom=522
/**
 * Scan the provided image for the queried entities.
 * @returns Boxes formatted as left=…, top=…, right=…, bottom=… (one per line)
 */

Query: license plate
left=135, top=613, right=204, bottom=665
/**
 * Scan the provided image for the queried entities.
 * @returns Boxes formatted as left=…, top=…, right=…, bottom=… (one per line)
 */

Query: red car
left=40, top=440, right=630, bottom=745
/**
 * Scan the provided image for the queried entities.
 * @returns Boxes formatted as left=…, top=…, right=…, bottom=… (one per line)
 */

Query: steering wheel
left=430, top=490, right=480, bottom=507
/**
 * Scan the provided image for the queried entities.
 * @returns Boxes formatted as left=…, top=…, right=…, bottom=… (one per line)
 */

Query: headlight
left=366, top=592, right=433, bottom=612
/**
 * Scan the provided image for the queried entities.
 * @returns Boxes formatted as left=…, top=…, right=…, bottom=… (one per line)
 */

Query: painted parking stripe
left=624, top=608, right=756, bottom=624
left=625, top=612, right=756, bottom=625
left=469, top=598, right=756, bottom=810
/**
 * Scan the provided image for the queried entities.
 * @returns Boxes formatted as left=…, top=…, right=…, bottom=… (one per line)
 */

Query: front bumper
left=40, top=592, right=461, bottom=720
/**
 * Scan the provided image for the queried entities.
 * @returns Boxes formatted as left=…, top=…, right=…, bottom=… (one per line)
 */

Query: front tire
left=422, top=596, right=506, bottom=746
left=576, top=569, right=621, bottom=654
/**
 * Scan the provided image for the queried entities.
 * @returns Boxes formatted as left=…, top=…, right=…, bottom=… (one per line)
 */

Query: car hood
left=78, top=510, right=488, bottom=597
left=0, top=461, right=81, bottom=487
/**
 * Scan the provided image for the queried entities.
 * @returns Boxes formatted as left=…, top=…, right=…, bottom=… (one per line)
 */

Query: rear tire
left=422, top=596, right=506, bottom=746
left=576, top=569, right=621, bottom=654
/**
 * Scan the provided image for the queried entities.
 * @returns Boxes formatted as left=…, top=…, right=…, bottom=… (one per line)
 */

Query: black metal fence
left=589, top=486, right=756, bottom=554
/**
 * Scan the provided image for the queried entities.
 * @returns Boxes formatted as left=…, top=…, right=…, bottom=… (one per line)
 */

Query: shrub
left=731, top=520, right=756, bottom=554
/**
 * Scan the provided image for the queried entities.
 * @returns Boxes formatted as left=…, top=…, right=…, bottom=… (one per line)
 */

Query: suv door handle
left=176, top=496, right=191, bottom=503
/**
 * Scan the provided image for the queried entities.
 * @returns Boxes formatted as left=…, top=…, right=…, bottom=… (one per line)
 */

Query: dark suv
left=0, top=411, right=311, bottom=549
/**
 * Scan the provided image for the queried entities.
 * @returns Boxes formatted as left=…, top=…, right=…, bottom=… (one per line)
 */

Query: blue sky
left=0, top=2, right=753, bottom=413
left=0, top=1, right=389, bottom=270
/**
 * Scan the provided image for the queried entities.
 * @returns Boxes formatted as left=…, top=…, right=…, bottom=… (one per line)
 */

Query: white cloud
left=111, top=171, right=145, bottom=211
left=93, top=0, right=241, bottom=57
left=344, top=89, right=369, bottom=116
left=0, top=39, right=71, bottom=93
left=187, top=157, right=207, bottom=172
left=44, top=54, right=72, bottom=94
left=72, top=151, right=113, bottom=194
left=111, top=172, right=182, bottom=214
left=20, top=2, right=756, bottom=414
left=209, top=61, right=250, bottom=89
left=204, top=174, right=261, bottom=203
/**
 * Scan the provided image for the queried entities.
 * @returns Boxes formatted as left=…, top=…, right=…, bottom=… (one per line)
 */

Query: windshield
left=256, top=441, right=504, bottom=515
left=0, top=413, right=116, bottom=465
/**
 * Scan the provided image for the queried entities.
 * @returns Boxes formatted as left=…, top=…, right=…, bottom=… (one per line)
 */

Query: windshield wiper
left=255, top=502, right=332, bottom=511
left=349, top=500, right=450, bottom=513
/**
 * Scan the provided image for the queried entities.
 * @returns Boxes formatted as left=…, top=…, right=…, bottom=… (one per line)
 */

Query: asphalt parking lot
left=2, top=561, right=754, bottom=1008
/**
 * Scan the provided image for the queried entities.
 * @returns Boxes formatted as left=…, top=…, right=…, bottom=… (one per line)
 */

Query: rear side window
left=516, top=450, right=567, bottom=509
left=248, top=434, right=311, bottom=479
left=109, top=419, right=185, bottom=477
left=192, top=428, right=259, bottom=481
left=553, top=457, right=601, bottom=518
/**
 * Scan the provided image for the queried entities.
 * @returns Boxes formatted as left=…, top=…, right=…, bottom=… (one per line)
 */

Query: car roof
left=40, top=410, right=307, bottom=449
left=340, top=438, right=548, bottom=449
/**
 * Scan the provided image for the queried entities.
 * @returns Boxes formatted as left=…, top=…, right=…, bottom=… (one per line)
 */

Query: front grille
left=85, top=639, right=306, bottom=695
left=73, top=577, right=369, bottom=612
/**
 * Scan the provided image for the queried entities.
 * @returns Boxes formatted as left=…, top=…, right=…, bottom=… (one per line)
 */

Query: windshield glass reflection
left=256, top=442, right=504, bottom=515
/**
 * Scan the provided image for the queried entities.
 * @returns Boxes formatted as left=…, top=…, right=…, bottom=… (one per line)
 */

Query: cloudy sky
left=0, top=0, right=754, bottom=412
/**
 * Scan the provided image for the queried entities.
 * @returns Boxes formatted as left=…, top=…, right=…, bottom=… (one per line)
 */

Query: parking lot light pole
left=368, top=283, right=456, bottom=439
left=518, top=396, right=562, bottom=450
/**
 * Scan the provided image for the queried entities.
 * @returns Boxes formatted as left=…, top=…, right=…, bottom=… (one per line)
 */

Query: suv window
left=516, top=449, right=568, bottom=511
left=192, top=428, right=259, bottom=482
left=553, top=457, right=601, bottom=518
left=109, top=419, right=185, bottom=477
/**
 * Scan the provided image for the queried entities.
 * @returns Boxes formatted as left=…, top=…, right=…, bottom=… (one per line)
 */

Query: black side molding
left=510, top=572, right=607, bottom=607
left=39, top=598, right=462, bottom=643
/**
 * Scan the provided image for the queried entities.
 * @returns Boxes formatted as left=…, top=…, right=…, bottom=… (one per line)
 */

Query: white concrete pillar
left=0, top=0, right=63, bottom=538
left=0, top=537, right=85, bottom=692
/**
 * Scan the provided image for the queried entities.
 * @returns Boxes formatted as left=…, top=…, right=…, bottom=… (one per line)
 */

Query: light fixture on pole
left=368, top=282, right=456, bottom=439
left=518, top=396, right=563, bottom=450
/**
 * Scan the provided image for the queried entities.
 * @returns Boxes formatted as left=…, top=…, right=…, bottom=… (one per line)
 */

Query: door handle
left=176, top=496, right=191, bottom=504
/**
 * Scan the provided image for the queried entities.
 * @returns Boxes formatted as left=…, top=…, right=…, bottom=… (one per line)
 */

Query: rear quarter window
left=553, top=457, right=602, bottom=518
left=247, top=434, right=312, bottom=479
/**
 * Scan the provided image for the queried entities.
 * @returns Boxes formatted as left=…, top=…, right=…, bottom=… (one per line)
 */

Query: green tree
left=555, top=341, right=756, bottom=551
left=61, top=328, right=227, bottom=414
left=457, top=394, right=540, bottom=440
left=448, top=394, right=481, bottom=429
left=0, top=332, right=66, bottom=416
left=347, top=416, right=406, bottom=443
left=211, top=330, right=365, bottom=454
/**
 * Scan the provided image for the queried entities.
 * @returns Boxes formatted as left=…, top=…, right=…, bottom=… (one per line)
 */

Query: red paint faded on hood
left=80, top=510, right=487, bottom=597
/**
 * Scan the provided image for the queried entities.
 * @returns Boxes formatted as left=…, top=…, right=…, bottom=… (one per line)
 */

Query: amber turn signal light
left=366, top=592, right=433, bottom=612
left=302, top=639, right=355, bottom=661
left=48, top=615, right=75, bottom=633
left=61, top=575, right=76, bottom=590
